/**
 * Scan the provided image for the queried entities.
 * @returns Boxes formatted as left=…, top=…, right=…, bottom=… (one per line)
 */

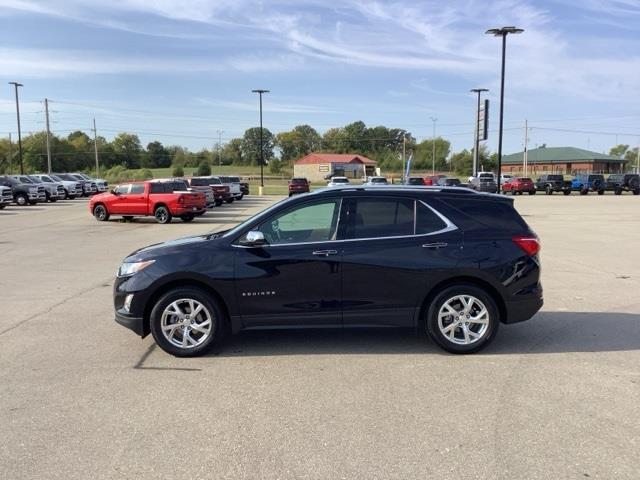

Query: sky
left=1, top=0, right=639, bottom=157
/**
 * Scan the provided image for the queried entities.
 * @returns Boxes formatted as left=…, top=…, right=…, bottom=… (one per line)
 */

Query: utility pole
left=9, top=82, right=24, bottom=174
left=402, top=133, right=406, bottom=183
left=636, top=140, right=640, bottom=174
left=45, top=98, right=52, bottom=173
left=216, top=130, right=224, bottom=167
left=523, top=119, right=528, bottom=176
left=251, top=89, right=269, bottom=194
left=92, top=118, right=100, bottom=177
left=430, top=117, right=437, bottom=175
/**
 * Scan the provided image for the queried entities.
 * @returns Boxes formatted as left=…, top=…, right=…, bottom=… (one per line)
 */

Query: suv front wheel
left=426, top=284, right=500, bottom=354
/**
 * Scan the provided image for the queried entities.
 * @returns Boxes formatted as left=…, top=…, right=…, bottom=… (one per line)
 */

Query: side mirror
left=240, top=230, right=267, bottom=247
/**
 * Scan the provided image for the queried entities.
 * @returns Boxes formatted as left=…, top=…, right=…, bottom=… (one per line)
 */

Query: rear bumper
left=174, top=205, right=206, bottom=215
left=503, top=285, right=544, bottom=324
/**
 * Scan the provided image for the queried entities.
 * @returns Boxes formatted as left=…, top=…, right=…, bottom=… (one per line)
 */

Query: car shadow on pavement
left=205, top=311, right=639, bottom=357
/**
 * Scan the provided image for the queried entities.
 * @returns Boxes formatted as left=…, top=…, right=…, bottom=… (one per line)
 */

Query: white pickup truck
left=212, top=175, right=242, bottom=202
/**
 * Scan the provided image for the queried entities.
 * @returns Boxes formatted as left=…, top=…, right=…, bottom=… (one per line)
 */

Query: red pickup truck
left=89, top=181, right=206, bottom=223
left=187, top=177, right=231, bottom=206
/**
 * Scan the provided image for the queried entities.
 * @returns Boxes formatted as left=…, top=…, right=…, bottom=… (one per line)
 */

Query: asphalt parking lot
left=1, top=194, right=639, bottom=480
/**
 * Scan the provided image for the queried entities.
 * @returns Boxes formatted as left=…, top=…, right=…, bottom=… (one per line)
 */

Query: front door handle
left=422, top=242, right=448, bottom=250
left=312, top=249, right=338, bottom=256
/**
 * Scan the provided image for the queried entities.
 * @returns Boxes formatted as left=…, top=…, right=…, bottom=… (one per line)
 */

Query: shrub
left=196, top=162, right=211, bottom=176
left=172, top=165, right=185, bottom=177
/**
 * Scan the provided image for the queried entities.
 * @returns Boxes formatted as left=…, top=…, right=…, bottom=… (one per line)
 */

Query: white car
left=363, top=176, right=389, bottom=186
left=327, top=176, right=350, bottom=187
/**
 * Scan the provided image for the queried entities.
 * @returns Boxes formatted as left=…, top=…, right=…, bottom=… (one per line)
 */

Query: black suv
left=534, top=174, right=571, bottom=195
left=113, top=186, right=543, bottom=356
left=605, top=173, right=640, bottom=195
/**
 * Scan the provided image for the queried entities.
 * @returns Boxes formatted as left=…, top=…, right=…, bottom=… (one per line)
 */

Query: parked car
left=45, top=174, right=83, bottom=199
left=605, top=173, right=640, bottom=195
left=89, top=181, right=206, bottom=223
left=437, top=178, right=461, bottom=187
left=501, top=174, right=514, bottom=184
left=188, top=177, right=230, bottom=206
left=228, top=176, right=249, bottom=196
left=571, top=174, right=606, bottom=195
left=405, top=177, right=425, bottom=186
left=502, top=177, right=536, bottom=195
left=534, top=174, right=572, bottom=195
left=54, top=173, right=97, bottom=196
left=327, top=176, right=350, bottom=186
left=26, top=175, right=65, bottom=202
left=212, top=176, right=242, bottom=202
left=157, top=178, right=215, bottom=208
left=288, top=177, right=310, bottom=196
left=0, top=175, right=46, bottom=205
left=469, top=173, right=498, bottom=193
left=363, top=176, right=389, bottom=186
left=112, top=185, right=542, bottom=357
left=0, top=185, right=12, bottom=209
left=73, top=173, right=108, bottom=192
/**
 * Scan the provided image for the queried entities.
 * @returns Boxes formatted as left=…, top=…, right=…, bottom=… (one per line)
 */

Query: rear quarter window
left=439, top=198, right=528, bottom=233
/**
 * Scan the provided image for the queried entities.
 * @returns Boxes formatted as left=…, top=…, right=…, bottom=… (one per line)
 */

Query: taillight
left=512, top=235, right=540, bottom=256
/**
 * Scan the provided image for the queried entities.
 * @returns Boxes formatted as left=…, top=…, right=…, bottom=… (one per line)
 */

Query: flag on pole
left=404, top=152, right=413, bottom=180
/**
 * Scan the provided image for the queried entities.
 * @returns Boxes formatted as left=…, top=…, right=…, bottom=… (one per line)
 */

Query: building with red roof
left=293, top=153, right=377, bottom=182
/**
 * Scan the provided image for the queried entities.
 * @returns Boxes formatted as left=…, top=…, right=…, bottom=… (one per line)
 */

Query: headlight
left=118, top=260, right=155, bottom=277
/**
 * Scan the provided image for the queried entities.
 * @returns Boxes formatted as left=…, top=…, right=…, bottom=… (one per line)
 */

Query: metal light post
left=485, top=26, right=523, bottom=192
left=430, top=117, right=437, bottom=175
left=470, top=88, right=489, bottom=177
left=251, top=89, right=269, bottom=194
left=9, top=82, right=24, bottom=174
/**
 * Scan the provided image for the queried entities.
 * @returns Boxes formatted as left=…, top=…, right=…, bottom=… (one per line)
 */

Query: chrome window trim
left=232, top=198, right=457, bottom=248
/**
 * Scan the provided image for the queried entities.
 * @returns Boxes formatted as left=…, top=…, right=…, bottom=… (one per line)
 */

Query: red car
left=503, top=177, right=536, bottom=195
left=288, top=177, right=310, bottom=196
left=89, top=181, right=206, bottom=224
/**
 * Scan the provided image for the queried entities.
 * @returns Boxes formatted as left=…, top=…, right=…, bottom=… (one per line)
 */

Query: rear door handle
left=422, top=242, right=448, bottom=249
left=312, top=249, right=338, bottom=256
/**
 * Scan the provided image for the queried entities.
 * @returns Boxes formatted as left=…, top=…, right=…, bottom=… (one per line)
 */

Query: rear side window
left=349, top=198, right=414, bottom=239
left=150, top=183, right=165, bottom=194
left=416, top=202, right=447, bottom=234
left=440, top=198, right=528, bottom=232
left=130, top=184, right=144, bottom=194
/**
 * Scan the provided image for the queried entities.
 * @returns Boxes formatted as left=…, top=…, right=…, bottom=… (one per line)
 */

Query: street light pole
left=430, top=117, right=437, bottom=176
left=486, top=26, right=523, bottom=192
left=251, top=89, right=269, bottom=194
left=9, top=82, right=24, bottom=174
left=470, top=88, right=489, bottom=177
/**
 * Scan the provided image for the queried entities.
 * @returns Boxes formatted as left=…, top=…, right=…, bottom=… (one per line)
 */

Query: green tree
left=112, top=133, right=142, bottom=169
left=146, top=141, right=171, bottom=168
left=451, top=149, right=473, bottom=176
left=196, top=161, right=211, bottom=176
left=414, top=137, right=451, bottom=171
left=220, top=138, right=243, bottom=165
left=321, top=127, right=347, bottom=152
left=275, top=124, right=322, bottom=163
left=241, top=127, right=274, bottom=166
left=609, top=144, right=629, bottom=158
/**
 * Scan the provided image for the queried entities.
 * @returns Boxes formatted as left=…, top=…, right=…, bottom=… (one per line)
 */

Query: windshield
left=370, top=178, right=387, bottom=184
left=57, top=174, right=75, bottom=181
left=291, top=178, right=307, bottom=184
left=332, top=178, right=349, bottom=183
left=18, top=176, right=35, bottom=183
left=49, top=175, right=63, bottom=182
left=479, top=173, right=493, bottom=179
left=547, top=175, right=563, bottom=181
left=408, top=178, right=423, bottom=185
left=229, top=176, right=240, bottom=182
left=71, top=174, right=85, bottom=181
left=519, top=178, right=532, bottom=182
left=37, top=175, right=53, bottom=183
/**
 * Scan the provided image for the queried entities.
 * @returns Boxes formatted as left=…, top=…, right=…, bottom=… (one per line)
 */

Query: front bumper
left=115, top=310, right=145, bottom=336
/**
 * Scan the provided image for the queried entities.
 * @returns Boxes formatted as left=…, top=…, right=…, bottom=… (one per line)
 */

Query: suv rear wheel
left=426, top=284, right=499, bottom=354
left=150, top=287, right=226, bottom=357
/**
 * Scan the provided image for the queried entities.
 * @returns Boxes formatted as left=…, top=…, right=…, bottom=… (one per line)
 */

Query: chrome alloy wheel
left=437, top=295, right=490, bottom=345
left=160, top=298, right=213, bottom=349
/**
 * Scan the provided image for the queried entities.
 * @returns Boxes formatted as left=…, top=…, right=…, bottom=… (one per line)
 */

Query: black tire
left=614, top=188, right=622, bottom=195
left=215, top=200, right=223, bottom=207
left=528, top=190, right=536, bottom=195
left=580, top=188, right=588, bottom=195
left=628, top=177, right=639, bottom=189
left=180, top=214, right=195, bottom=222
left=149, top=287, right=226, bottom=357
left=563, top=189, right=571, bottom=195
left=15, top=193, right=28, bottom=206
left=545, top=185, right=552, bottom=195
left=425, top=284, right=500, bottom=354
left=93, top=204, right=109, bottom=221
left=289, top=192, right=293, bottom=197
left=0, top=205, right=5, bottom=210
left=633, top=189, right=640, bottom=195
left=28, top=201, right=37, bottom=205
left=597, top=189, right=605, bottom=195
left=154, top=205, right=172, bottom=224
left=225, top=198, right=234, bottom=204
left=237, top=194, right=244, bottom=200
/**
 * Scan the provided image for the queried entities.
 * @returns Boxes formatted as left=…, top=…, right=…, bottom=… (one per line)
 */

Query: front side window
left=348, top=198, right=414, bottom=239
left=254, top=199, right=341, bottom=245
left=114, top=184, right=130, bottom=195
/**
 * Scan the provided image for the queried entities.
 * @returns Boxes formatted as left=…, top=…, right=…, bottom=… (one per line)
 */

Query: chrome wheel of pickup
left=161, top=298, right=213, bottom=349
left=437, top=295, right=489, bottom=346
